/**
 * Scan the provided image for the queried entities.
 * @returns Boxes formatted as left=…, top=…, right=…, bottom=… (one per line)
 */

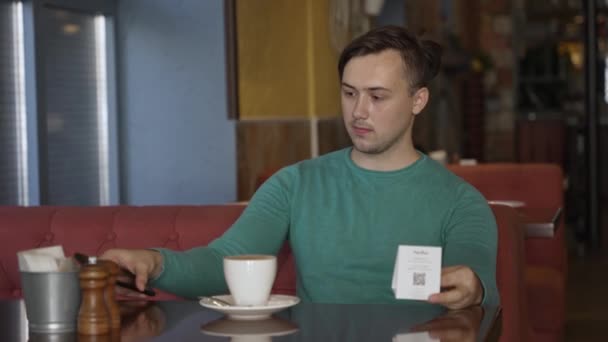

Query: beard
left=349, top=124, right=409, bottom=155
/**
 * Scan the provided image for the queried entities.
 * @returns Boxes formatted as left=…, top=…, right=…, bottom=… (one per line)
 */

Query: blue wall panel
left=117, top=0, right=236, bottom=204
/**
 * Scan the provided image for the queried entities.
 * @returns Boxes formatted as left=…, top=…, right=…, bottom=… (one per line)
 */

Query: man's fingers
left=115, top=285, right=147, bottom=299
left=440, top=267, right=467, bottom=288
left=101, top=249, right=137, bottom=275
left=100, top=249, right=161, bottom=296
left=441, top=265, right=462, bottom=273
left=116, top=274, right=133, bottom=284
left=428, top=289, right=459, bottom=303
left=428, top=288, right=467, bottom=308
left=435, top=266, right=482, bottom=307
left=134, top=263, right=150, bottom=292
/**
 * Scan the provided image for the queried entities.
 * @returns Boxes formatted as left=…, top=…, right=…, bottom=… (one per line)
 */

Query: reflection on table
left=201, top=316, right=298, bottom=342
left=0, top=299, right=501, bottom=342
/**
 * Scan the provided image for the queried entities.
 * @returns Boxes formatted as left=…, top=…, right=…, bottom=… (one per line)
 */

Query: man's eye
left=343, top=91, right=355, bottom=97
left=371, top=95, right=383, bottom=101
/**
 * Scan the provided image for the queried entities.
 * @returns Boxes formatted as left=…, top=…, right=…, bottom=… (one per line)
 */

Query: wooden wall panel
left=237, top=118, right=354, bottom=200
left=237, top=120, right=311, bottom=200
left=317, top=117, right=351, bottom=155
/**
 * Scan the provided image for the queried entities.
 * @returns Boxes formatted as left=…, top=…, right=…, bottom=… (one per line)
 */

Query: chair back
left=491, top=204, right=532, bottom=342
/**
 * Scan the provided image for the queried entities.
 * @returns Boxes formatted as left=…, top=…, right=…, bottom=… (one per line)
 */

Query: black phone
left=115, top=280, right=156, bottom=297
left=73, top=252, right=156, bottom=297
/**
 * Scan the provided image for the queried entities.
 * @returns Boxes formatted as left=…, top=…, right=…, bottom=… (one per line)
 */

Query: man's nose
left=352, top=96, right=369, bottom=119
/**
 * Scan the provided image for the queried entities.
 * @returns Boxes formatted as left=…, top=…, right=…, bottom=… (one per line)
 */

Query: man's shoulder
left=267, top=148, right=349, bottom=184
left=418, top=157, right=465, bottom=186
left=289, top=147, right=349, bottom=173
left=418, top=157, right=487, bottom=203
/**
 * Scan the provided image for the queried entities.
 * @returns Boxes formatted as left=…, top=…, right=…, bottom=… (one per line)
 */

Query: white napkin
left=17, top=245, right=69, bottom=272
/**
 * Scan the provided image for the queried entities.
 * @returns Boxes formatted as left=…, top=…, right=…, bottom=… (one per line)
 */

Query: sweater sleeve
left=150, top=168, right=294, bottom=299
left=442, top=185, right=500, bottom=307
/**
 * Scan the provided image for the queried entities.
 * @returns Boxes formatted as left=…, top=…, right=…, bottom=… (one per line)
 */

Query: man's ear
left=412, top=87, right=429, bottom=115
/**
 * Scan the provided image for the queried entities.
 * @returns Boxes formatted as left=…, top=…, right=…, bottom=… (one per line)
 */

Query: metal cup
left=20, top=270, right=81, bottom=333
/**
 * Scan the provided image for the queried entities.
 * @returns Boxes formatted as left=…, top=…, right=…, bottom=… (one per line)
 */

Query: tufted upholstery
left=0, top=205, right=296, bottom=300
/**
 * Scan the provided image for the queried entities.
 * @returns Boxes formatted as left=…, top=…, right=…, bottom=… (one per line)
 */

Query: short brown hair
left=338, top=25, right=442, bottom=92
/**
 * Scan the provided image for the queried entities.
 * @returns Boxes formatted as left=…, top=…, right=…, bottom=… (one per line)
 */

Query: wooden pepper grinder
left=78, top=257, right=110, bottom=335
left=99, top=260, right=121, bottom=329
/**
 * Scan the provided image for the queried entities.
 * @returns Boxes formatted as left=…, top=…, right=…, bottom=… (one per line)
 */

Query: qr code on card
left=413, top=272, right=426, bottom=286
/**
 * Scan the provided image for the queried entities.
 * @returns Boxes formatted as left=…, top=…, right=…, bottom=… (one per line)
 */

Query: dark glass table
left=0, top=299, right=501, bottom=341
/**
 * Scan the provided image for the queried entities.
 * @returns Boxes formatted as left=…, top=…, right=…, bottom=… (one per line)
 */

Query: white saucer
left=199, top=294, right=300, bottom=320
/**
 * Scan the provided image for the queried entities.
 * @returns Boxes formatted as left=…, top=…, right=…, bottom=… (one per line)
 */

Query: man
left=102, top=26, right=498, bottom=309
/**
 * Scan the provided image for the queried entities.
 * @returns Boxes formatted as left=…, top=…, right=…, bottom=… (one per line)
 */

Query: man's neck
left=350, top=145, right=421, bottom=172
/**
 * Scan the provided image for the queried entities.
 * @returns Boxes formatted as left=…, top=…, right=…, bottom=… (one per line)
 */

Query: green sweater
left=152, top=148, right=499, bottom=306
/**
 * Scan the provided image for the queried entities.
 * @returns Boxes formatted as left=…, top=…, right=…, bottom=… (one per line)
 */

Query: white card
left=392, top=245, right=442, bottom=300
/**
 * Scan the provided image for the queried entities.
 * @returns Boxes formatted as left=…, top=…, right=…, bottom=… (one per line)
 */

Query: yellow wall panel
left=309, top=0, right=341, bottom=118
left=237, top=0, right=340, bottom=119
left=237, top=0, right=309, bottom=118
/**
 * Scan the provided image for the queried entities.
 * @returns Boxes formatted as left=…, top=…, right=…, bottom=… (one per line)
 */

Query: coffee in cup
left=223, top=255, right=277, bottom=306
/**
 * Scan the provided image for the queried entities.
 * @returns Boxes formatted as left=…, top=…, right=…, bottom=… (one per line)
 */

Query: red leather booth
left=0, top=205, right=295, bottom=300
left=449, top=163, right=566, bottom=342
left=0, top=201, right=556, bottom=341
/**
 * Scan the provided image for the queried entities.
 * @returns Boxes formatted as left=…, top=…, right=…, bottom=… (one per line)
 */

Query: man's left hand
left=427, top=265, right=483, bottom=309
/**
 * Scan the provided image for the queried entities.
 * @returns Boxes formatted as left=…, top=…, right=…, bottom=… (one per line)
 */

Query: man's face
left=341, top=49, right=427, bottom=156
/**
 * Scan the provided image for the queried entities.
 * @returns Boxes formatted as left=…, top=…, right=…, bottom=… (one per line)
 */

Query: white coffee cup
left=223, top=254, right=277, bottom=306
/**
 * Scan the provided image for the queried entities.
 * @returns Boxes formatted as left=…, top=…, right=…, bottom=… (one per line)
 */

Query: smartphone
left=115, top=280, right=156, bottom=297
left=74, top=252, right=156, bottom=297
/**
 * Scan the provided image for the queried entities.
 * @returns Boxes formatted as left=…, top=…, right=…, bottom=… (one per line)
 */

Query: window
left=35, top=3, right=115, bottom=205
left=0, top=1, right=27, bottom=205
left=0, top=1, right=117, bottom=206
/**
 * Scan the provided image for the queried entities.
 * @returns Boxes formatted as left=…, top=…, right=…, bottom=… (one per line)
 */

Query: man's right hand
left=100, top=249, right=163, bottom=298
